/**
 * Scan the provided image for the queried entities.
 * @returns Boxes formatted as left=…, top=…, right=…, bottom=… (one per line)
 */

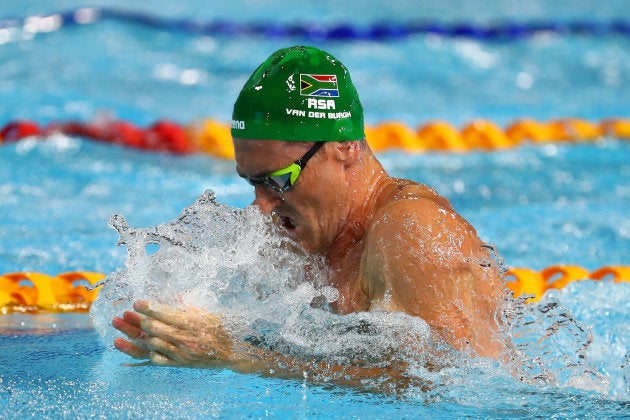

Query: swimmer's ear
left=328, top=140, right=362, bottom=166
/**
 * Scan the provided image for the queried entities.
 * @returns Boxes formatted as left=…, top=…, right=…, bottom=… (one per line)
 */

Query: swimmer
left=112, top=46, right=507, bottom=377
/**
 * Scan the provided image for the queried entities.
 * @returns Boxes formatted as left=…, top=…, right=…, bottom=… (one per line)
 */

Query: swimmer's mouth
left=281, top=216, right=297, bottom=231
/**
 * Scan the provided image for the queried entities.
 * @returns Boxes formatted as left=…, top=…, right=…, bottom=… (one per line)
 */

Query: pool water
left=1, top=0, right=629, bottom=418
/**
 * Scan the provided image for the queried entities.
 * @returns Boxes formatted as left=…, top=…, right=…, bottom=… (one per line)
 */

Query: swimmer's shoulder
left=368, top=177, right=478, bottom=244
left=374, top=177, right=455, bottom=215
left=369, top=177, right=485, bottom=255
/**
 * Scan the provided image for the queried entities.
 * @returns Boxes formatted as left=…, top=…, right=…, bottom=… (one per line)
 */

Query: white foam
left=90, top=190, right=624, bottom=398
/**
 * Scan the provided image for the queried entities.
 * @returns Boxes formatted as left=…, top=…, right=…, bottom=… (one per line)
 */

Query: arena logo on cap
left=300, top=74, right=339, bottom=97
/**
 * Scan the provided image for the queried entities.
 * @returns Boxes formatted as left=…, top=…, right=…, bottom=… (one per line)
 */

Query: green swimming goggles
left=242, top=142, right=324, bottom=193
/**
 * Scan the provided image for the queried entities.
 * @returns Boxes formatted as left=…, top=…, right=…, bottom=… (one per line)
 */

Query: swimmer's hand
left=112, top=301, right=240, bottom=369
left=112, top=302, right=412, bottom=392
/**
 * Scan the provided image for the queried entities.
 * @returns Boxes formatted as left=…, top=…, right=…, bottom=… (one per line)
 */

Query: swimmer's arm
left=113, top=301, right=411, bottom=391
left=364, top=198, right=505, bottom=358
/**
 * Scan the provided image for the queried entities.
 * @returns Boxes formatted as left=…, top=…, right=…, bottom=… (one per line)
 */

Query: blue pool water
left=1, top=0, right=629, bottom=418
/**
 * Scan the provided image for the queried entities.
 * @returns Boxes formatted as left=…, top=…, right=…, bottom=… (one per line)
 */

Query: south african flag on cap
left=300, top=74, right=339, bottom=97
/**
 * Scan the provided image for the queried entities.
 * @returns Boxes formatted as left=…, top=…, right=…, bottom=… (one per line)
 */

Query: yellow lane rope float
left=0, top=271, right=104, bottom=314
left=1, top=117, right=630, bottom=158
left=504, top=265, right=630, bottom=302
left=0, top=266, right=628, bottom=313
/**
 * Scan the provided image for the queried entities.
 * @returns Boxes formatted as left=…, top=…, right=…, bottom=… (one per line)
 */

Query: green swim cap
left=231, top=45, right=364, bottom=142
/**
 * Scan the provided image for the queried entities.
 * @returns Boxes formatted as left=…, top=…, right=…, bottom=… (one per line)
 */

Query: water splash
left=89, top=190, right=454, bottom=391
left=500, top=294, right=610, bottom=395
left=90, top=190, right=619, bottom=399
left=91, top=190, right=321, bottom=343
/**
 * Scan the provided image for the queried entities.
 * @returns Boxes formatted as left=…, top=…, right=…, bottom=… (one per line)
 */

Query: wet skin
left=113, top=139, right=507, bottom=373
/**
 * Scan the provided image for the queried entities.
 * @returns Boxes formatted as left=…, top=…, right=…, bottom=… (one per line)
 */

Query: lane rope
left=1, top=117, right=629, bottom=158
left=1, top=8, right=630, bottom=42
left=0, top=265, right=628, bottom=313
left=0, top=271, right=104, bottom=314
left=505, top=265, right=630, bottom=303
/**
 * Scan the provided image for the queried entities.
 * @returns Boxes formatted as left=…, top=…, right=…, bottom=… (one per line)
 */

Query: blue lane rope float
left=1, top=7, right=630, bottom=42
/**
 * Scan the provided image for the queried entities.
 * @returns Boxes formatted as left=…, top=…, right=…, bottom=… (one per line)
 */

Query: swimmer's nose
left=252, top=185, right=282, bottom=214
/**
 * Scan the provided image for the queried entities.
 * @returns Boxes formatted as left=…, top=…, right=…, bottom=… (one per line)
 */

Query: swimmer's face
left=234, top=139, right=346, bottom=254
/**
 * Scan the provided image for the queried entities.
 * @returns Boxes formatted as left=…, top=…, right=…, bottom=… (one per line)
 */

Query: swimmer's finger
left=140, top=316, right=182, bottom=344
left=133, top=300, right=198, bottom=329
left=112, top=313, right=146, bottom=340
left=121, top=361, right=151, bottom=367
left=122, top=309, right=144, bottom=327
left=149, top=350, right=176, bottom=367
left=145, top=336, right=180, bottom=359
left=144, top=331, right=224, bottom=368
left=114, top=337, right=150, bottom=360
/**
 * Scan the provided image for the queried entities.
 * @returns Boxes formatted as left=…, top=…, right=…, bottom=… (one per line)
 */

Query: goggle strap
left=296, top=142, right=325, bottom=168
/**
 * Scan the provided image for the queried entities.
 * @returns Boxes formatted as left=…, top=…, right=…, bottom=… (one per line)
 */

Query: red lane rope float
left=0, top=272, right=105, bottom=314
left=0, top=266, right=628, bottom=313
left=1, top=117, right=629, bottom=158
